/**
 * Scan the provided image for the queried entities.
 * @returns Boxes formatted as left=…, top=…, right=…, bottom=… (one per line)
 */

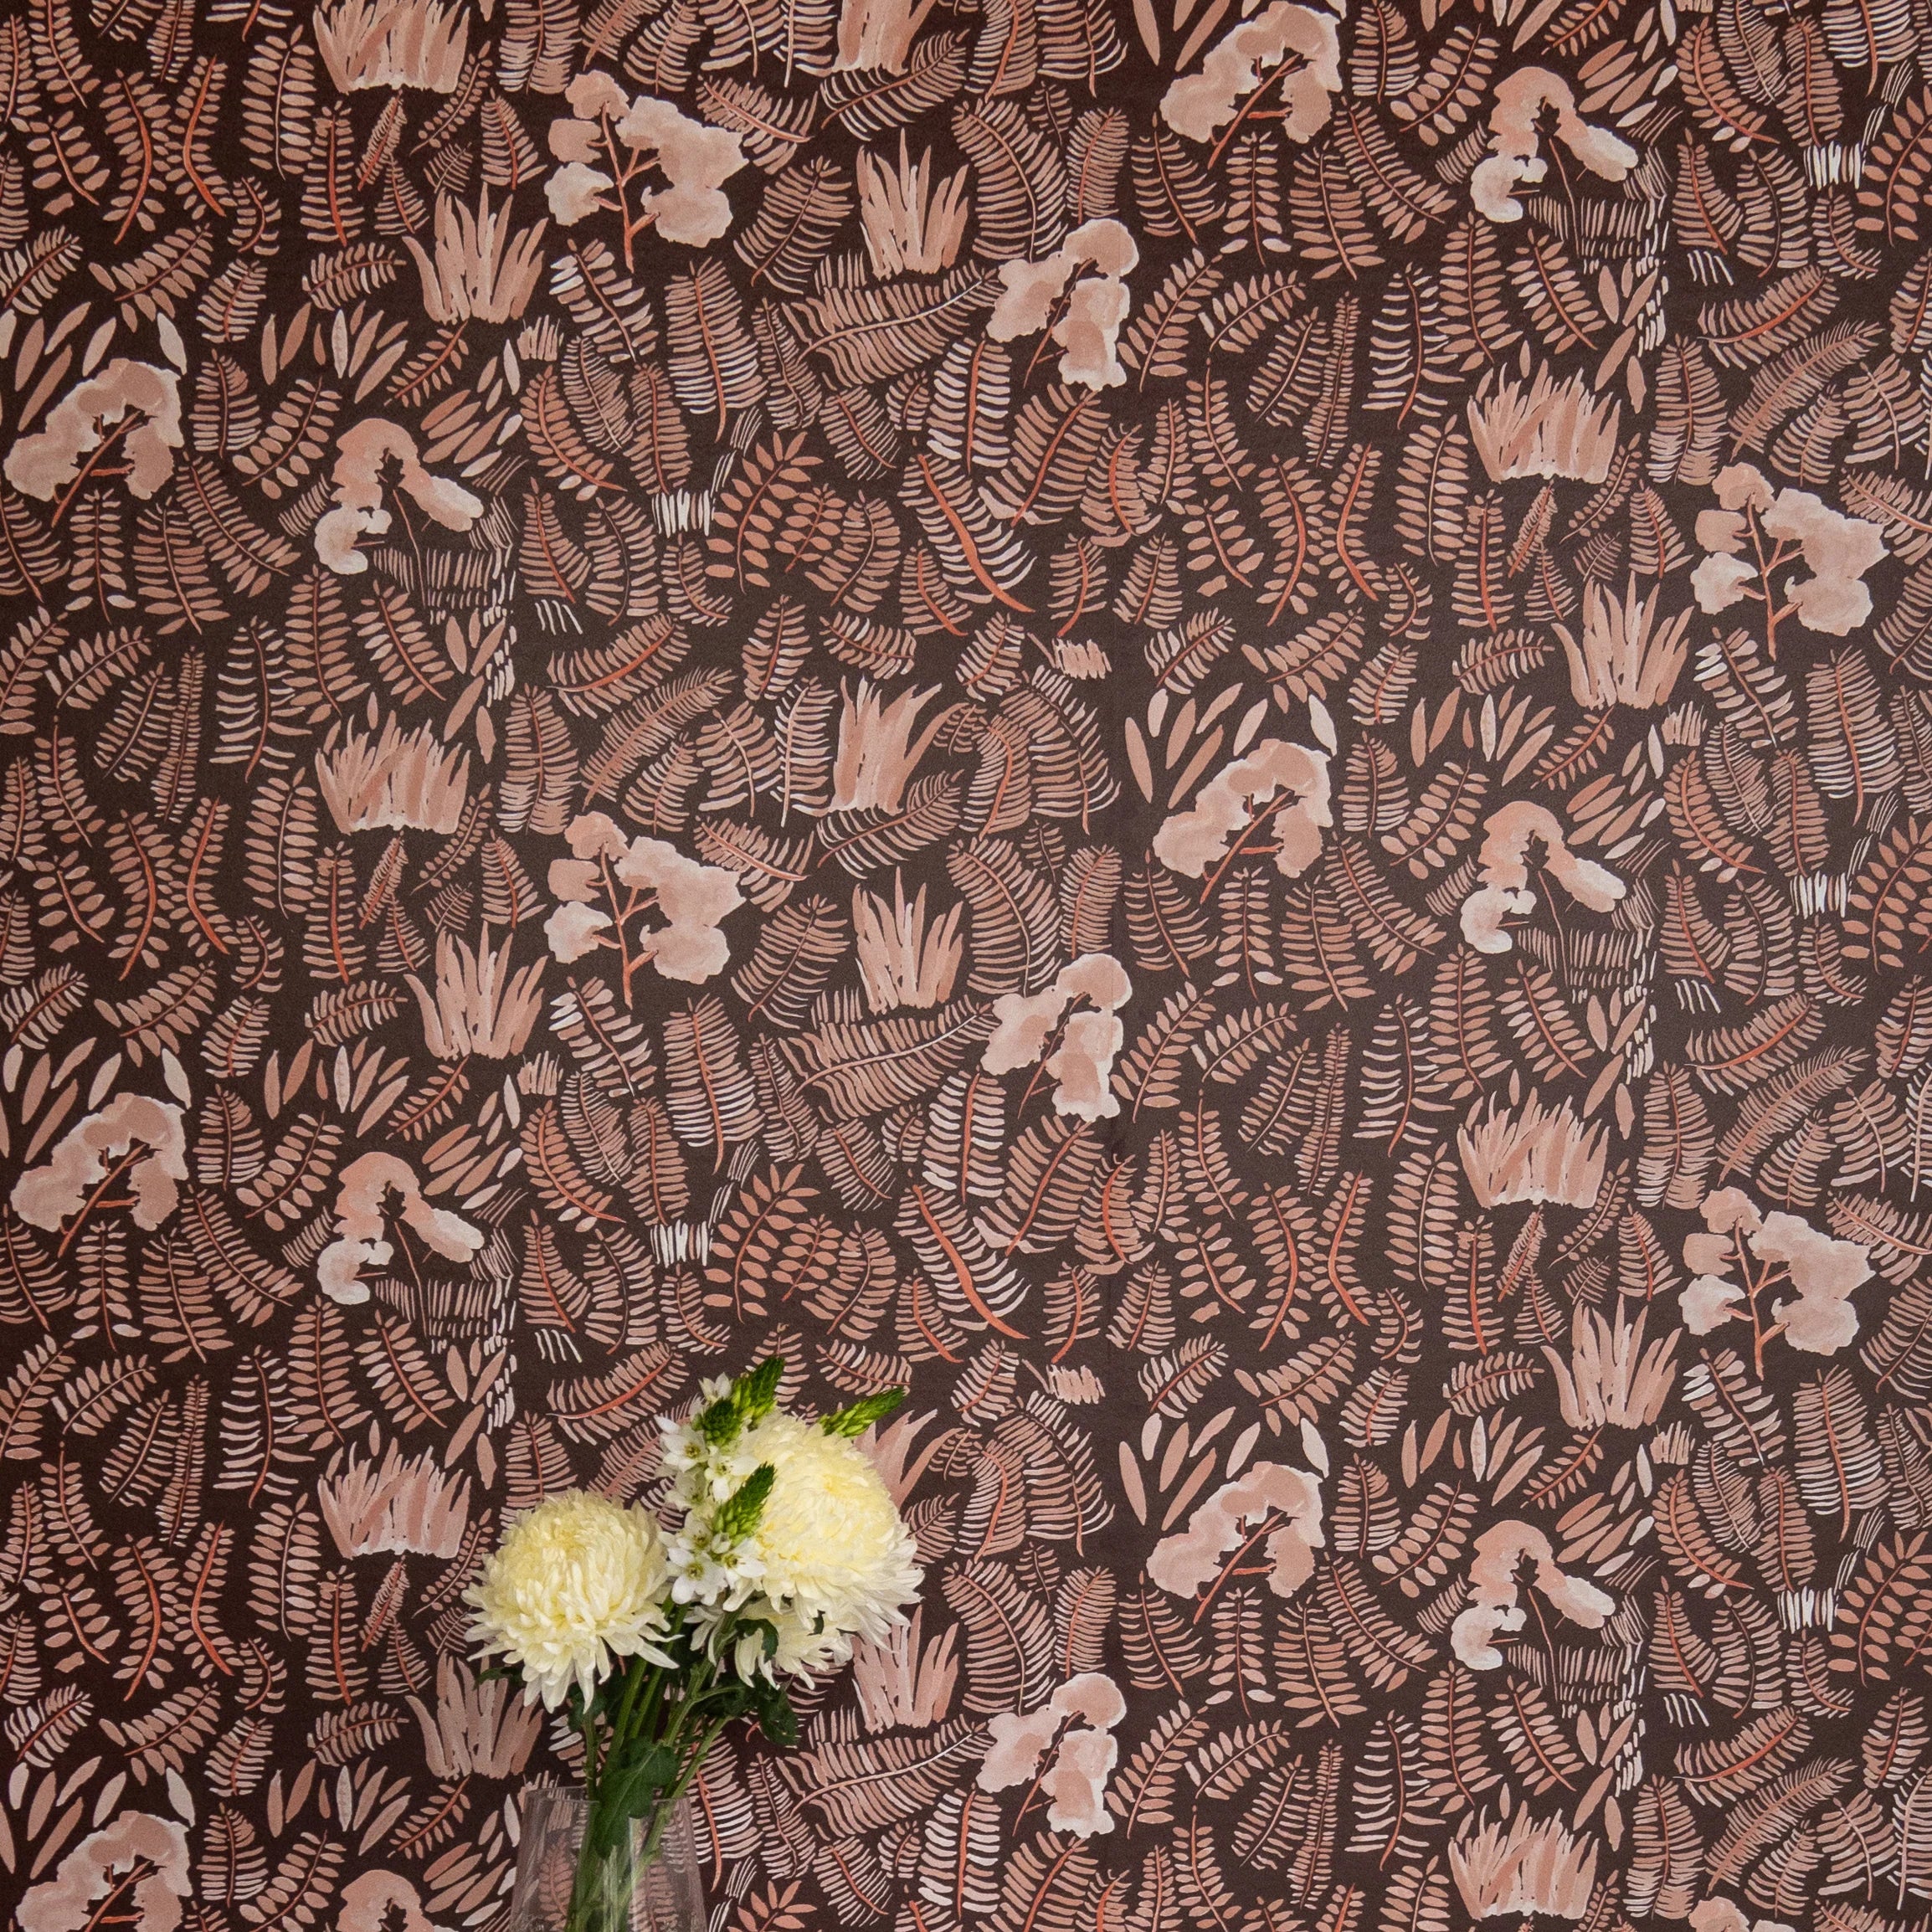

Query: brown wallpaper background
left=2, top=0, right=1931, bottom=1926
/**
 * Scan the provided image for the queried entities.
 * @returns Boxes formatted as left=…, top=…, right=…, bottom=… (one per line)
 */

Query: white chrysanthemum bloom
left=465, top=1493, right=676, bottom=1708
left=662, top=1396, right=922, bottom=1679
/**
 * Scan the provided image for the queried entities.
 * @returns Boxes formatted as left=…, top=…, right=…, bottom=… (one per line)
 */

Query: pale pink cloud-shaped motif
left=1154, top=740, right=1331, bottom=883
left=12, top=1094, right=188, bottom=1236
left=18, top=1814, right=190, bottom=1932
left=1148, top=1463, right=1324, bottom=1601
left=978, top=1673, right=1127, bottom=1837
left=316, top=1151, right=483, bottom=1305
left=1160, top=2, right=1341, bottom=146
left=984, top=954, right=1133, bottom=1121
left=5, top=360, right=182, bottom=504
left=1451, top=1521, right=1611, bottom=1670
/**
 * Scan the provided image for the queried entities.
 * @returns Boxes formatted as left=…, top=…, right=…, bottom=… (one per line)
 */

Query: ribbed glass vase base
left=509, top=1786, right=706, bottom=1932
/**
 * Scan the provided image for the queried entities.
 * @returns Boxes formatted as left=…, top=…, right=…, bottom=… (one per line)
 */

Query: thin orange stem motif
left=1739, top=511, right=1799, bottom=660
left=1020, top=290, right=1072, bottom=386
left=111, top=75, right=153, bottom=244
left=590, top=861, right=661, bottom=1010
left=1729, top=1227, right=1787, bottom=1377
left=596, top=116, right=662, bottom=274
left=1192, top=1510, right=1290, bottom=1622
left=1016, top=1017, right=1068, bottom=1114
left=1011, top=1742, right=1065, bottom=1828
left=1206, top=54, right=1298, bottom=169
left=1197, top=791, right=1295, bottom=904
left=57, top=1149, right=141, bottom=1256
left=49, top=416, right=136, bottom=527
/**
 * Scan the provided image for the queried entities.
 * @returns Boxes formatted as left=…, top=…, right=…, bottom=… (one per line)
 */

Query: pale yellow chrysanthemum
left=707, top=1413, right=921, bottom=1679
left=465, top=1493, right=675, bottom=1708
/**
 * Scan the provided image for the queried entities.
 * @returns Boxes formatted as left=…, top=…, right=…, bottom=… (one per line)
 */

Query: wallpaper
left=2, top=0, right=1930, bottom=1927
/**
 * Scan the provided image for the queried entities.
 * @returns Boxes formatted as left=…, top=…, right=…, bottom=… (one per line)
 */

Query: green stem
left=638, top=1716, right=731, bottom=1871
left=563, top=1646, right=730, bottom=1932
left=577, top=1702, right=602, bottom=1798
left=609, top=1658, right=658, bottom=1766
left=559, top=1625, right=763, bottom=1932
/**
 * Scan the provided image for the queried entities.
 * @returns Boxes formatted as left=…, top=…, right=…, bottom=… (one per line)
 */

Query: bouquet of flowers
left=469, top=1359, right=921, bottom=1932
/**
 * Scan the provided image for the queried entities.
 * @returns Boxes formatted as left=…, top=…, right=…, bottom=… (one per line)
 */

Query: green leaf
left=698, top=1683, right=752, bottom=1725
left=821, top=1388, right=906, bottom=1437
left=599, top=1744, right=677, bottom=1819
left=749, top=1676, right=799, bottom=1749
left=714, top=1463, right=774, bottom=1544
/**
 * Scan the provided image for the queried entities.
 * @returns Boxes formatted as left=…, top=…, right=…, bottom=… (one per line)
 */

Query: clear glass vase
left=509, top=1786, right=706, bottom=1932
